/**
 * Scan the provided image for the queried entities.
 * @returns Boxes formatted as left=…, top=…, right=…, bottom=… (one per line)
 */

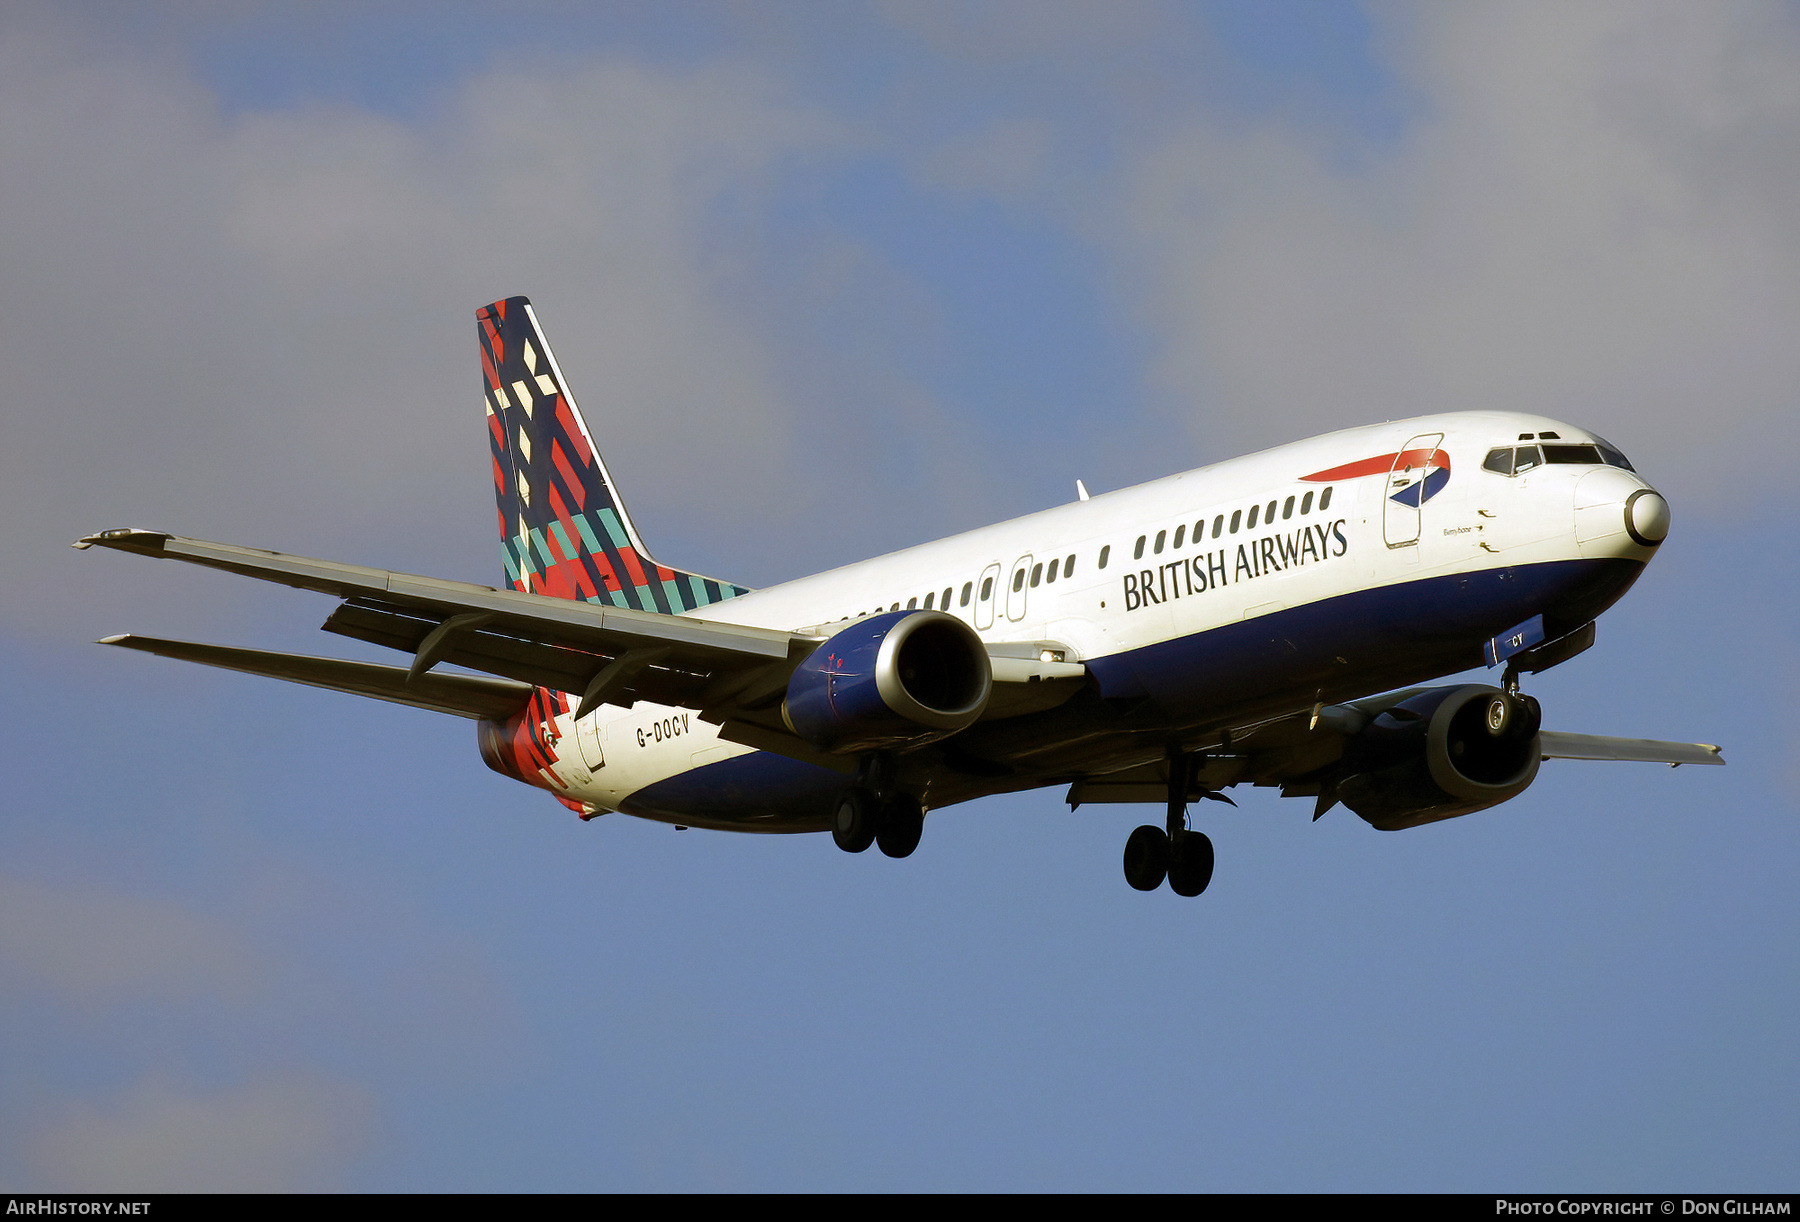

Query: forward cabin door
left=973, top=562, right=1002, bottom=630
left=1006, top=554, right=1034, bottom=623
left=1383, top=432, right=1443, bottom=550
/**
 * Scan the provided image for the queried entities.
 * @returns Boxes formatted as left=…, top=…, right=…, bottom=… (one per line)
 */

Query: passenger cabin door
left=973, top=562, right=1002, bottom=630
left=575, top=711, right=605, bottom=771
left=1006, top=554, right=1034, bottom=623
left=1384, top=432, right=1443, bottom=550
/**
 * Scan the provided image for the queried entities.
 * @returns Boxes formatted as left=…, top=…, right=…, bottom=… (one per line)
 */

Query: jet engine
left=1336, top=684, right=1542, bottom=831
left=784, top=610, right=992, bottom=754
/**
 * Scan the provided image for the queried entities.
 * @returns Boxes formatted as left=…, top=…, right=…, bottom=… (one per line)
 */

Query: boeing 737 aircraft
left=78, top=296, right=1723, bottom=896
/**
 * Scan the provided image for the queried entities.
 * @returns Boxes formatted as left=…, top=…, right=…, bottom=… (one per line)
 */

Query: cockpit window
left=1591, top=435, right=1636, bottom=471
left=1490, top=435, right=1638, bottom=476
left=1543, top=443, right=1603, bottom=465
left=1488, top=445, right=1544, bottom=475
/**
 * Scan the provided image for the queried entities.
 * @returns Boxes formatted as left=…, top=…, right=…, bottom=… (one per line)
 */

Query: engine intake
left=1337, top=684, right=1542, bottom=831
left=785, top=610, right=992, bottom=754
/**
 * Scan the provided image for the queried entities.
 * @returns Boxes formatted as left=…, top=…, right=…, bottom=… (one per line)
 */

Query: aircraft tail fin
left=477, top=296, right=750, bottom=612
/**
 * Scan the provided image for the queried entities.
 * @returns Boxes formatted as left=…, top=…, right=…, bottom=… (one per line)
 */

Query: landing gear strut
left=1121, top=744, right=1216, bottom=897
left=832, top=754, right=926, bottom=859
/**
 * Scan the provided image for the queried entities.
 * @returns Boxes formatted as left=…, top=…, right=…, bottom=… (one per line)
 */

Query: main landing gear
left=831, top=756, right=926, bottom=859
left=1122, top=745, right=1217, bottom=897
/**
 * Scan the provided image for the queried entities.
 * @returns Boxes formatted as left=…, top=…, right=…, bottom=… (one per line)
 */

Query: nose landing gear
left=1493, top=666, right=1544, bottom=739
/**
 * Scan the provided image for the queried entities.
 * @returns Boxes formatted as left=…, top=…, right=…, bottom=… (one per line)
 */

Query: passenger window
left=1483, top=448, right=1515, bottom=475
left=1247, top=505, right=1259, bottom=529
left=1064, top=553, right=1075, bottom=576
left=1266, top=500, right=1277, bottom=523
left=1046, top=558, right=1059, bottom=582
left=942, top=587, right=952, bottom=608
left=1301, top=491, right=1314, bottom=514
left=1213, top=515, right=1224, bottom=538
left=1282, top=495, right=1294, bottom=520
left=1030, top=563, right=1043, bottom=587
left=960, top=582, right=972, bottom=607
left=1012, top=569, right=1025, bottom=593
left=1098, top=545, right=1110, bottom=569
left=924, top=592, right=934, bottom=610
left=1319, top=487, right=1332, bottom=512
left=907, top=598, right=917, bottom=609
left=1173, top=524, right=1185, bottom=549
left=890, top=603, right=900, bottom=612
left=1230, top=510, right=1241, bottom=534
left=1134, top=535, right=1146, bottom=560
left=1154, top=530, right=1166, bottom=555
left=980, top=577, right=993, bottom=600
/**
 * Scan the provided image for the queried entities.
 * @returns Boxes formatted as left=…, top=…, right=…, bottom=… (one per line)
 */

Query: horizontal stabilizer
left=99, top=635, right=534, bottom=721
left=1539, top=731, right=1724, bottom=766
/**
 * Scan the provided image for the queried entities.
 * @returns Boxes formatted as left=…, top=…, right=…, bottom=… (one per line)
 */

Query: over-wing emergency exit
left=78, top=297, right=1722, bottom=896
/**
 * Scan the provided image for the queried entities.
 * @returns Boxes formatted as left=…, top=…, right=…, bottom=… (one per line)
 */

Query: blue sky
left=1, top=1, right=1795, bottom=1191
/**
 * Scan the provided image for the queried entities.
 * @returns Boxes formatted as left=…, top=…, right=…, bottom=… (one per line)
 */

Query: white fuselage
left=530, top=411, right=1659, bottom=822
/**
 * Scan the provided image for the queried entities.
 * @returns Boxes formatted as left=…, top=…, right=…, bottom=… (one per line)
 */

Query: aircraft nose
left=1574, top=467, right=1668, bottom=556
left=1624, top=488, right=1670, bottom=546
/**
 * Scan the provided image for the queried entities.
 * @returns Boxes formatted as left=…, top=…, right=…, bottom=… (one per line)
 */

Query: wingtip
left=97, top=634, right=130, bottom=645
left=74, top=527, right=168, bottom=552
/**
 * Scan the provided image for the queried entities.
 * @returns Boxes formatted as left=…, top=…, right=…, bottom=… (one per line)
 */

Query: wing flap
left=322, top=599, right=608, bottom=693
left=100, top=635, right=534, bottom=720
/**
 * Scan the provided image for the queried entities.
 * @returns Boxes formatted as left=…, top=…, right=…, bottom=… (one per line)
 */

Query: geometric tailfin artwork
left=477, top=295, right=750, bottom=613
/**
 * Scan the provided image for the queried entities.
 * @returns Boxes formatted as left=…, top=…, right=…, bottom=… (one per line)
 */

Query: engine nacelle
left=784, top=610, right=992, bottom=754
left=1337, top=684, right=1542, bottom=831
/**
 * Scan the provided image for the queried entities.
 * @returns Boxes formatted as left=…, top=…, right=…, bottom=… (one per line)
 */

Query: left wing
left=76, top=529, right=809, bottom=721
left=76, top=530, right=1093, bottom=755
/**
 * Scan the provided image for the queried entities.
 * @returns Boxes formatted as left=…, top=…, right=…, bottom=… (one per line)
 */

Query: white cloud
left=27, top=1072, right=375, bottom=1192
left=0, top=19, right=846, bottom=636
left=917, top=116, right=1058, bottom=199
left=0, top=864, right=519, bottom=1188
left=0, top=876, right=261, bottom=1007
left=1116, top=0, right=1800, bottom=506
left=876, top=0, right=1166, bottom=65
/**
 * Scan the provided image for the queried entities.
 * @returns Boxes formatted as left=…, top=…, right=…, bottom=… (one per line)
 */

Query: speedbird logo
left=1302, top=447, right=1452, bottom=506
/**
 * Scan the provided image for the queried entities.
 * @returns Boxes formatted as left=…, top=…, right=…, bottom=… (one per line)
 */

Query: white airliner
left=78, top=296, right=1722, bottom=896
